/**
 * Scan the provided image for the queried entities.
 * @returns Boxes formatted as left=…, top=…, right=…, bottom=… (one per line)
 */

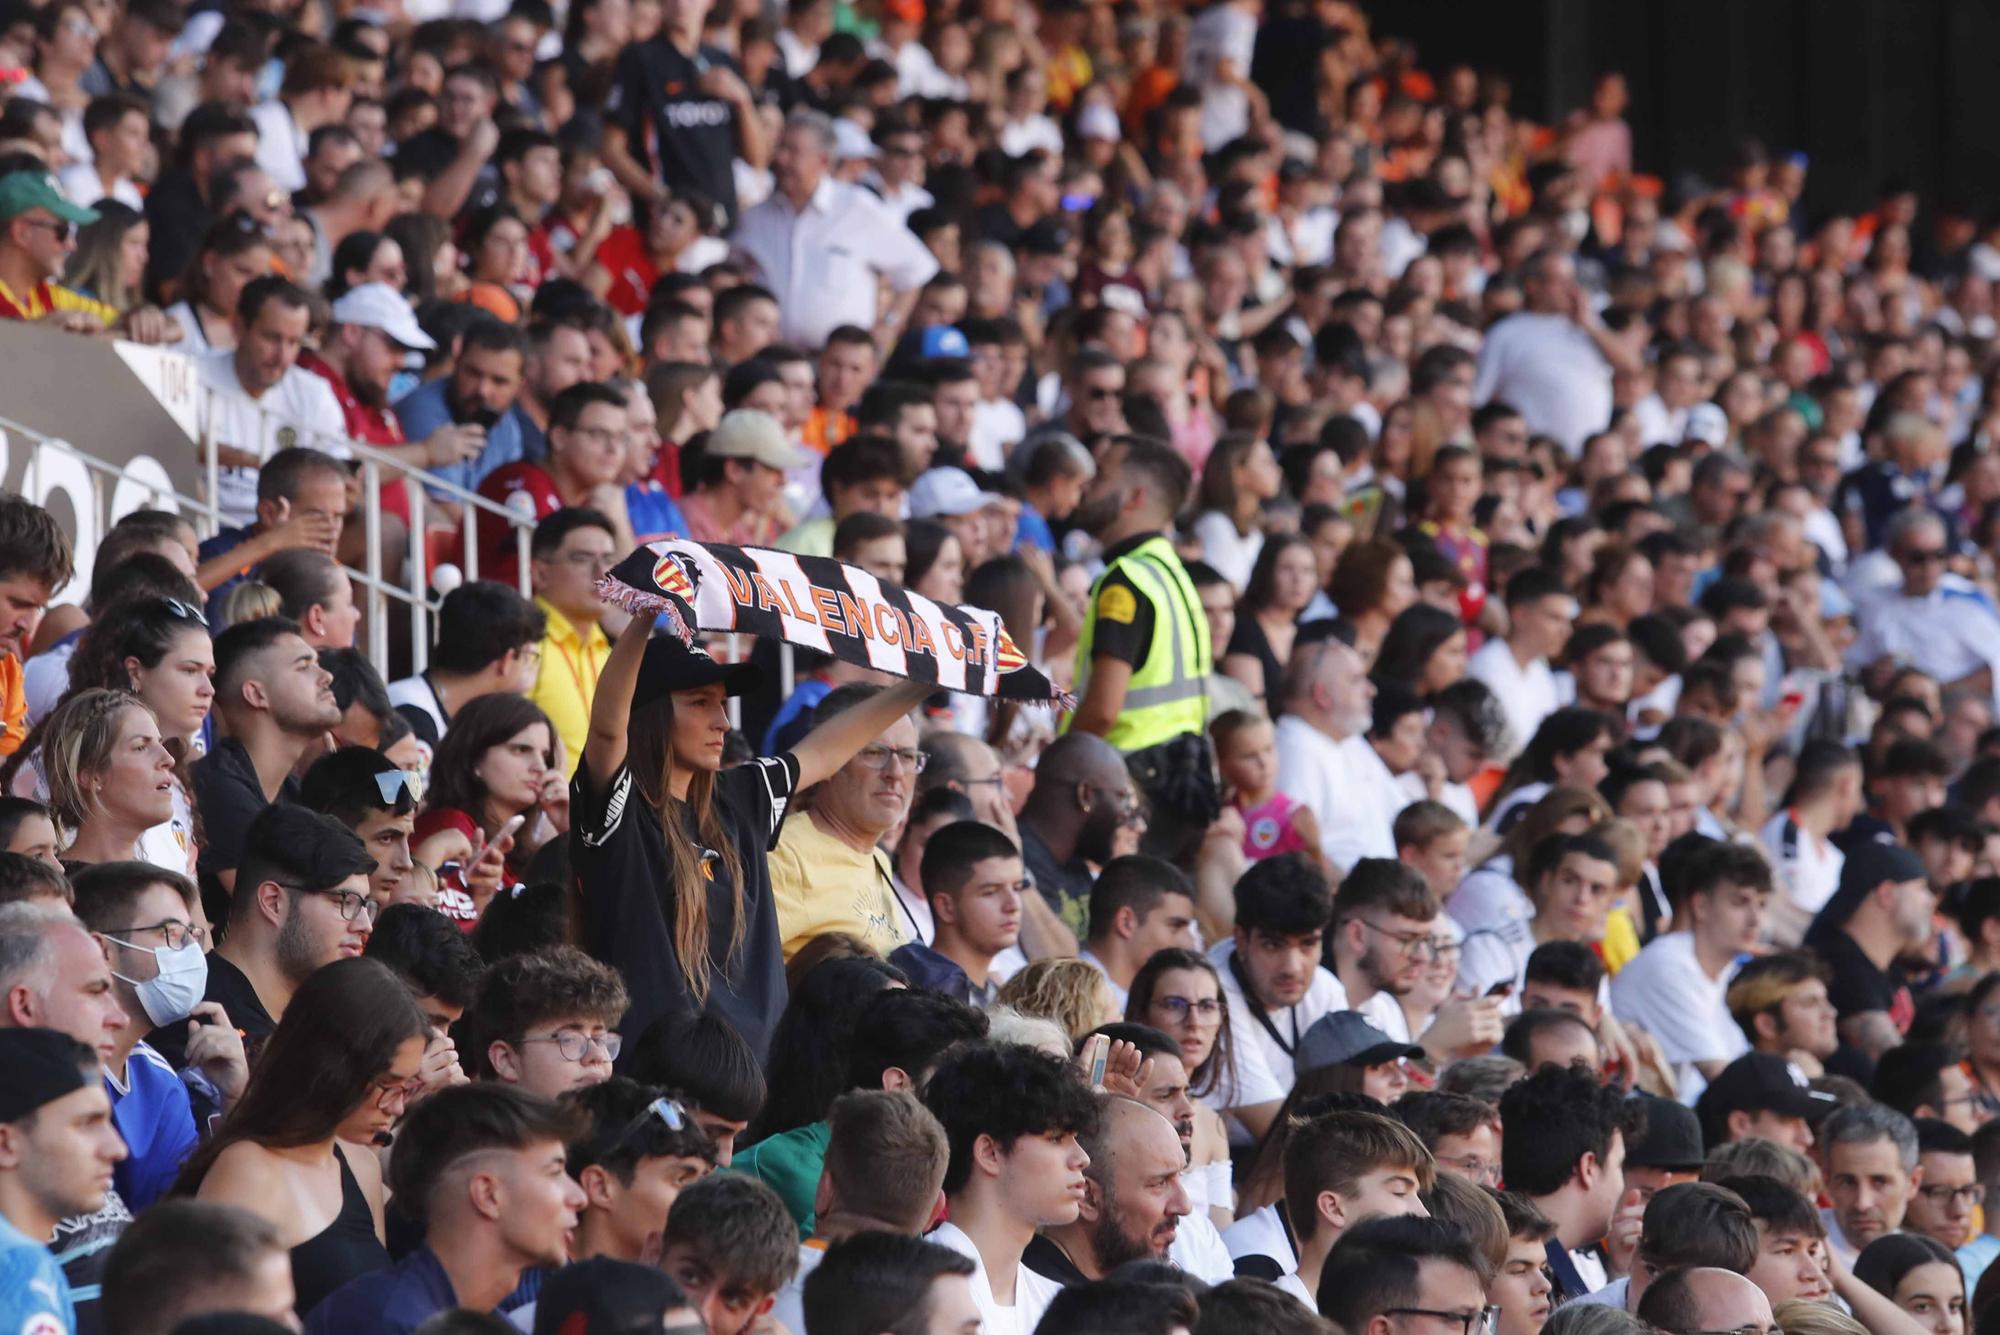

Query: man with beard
left=1330, top=859, right=1501, bottom=1060
left=162, top=804, right=375, bottom=1070
left=1089, top=1023, right=1236, bottom=1282
left=475, top=382, right=636, bottom=580
left=1066, top=435, right=1213, bottom=862
left=306, top=284, right=486, bottom=474
left=1025, top=1098, right=1190, bottom=1287
left=395, top=318, right=531, bottom=499
left=1802, top=841, right=1936, bottom=1079
left=191, top=617, right=344, bottom=907
left=1015, top=731, right=1138, bottom=943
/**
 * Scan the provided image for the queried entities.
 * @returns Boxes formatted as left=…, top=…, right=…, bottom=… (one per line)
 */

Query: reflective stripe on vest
left=1074, top=536, right=1210, bottom=751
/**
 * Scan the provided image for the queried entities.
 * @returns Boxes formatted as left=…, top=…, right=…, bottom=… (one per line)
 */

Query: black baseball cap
left=1624, top=1094, right=1704, bottom=1171
left=632, top=636, right=762, bottom=710
left=533, top=1256, right=692, bottom=1334
left=1810, top=838, right=1928, bottom=932
left=1695, top=1053, right=1838, bottom=1126
left=0, top=1027, right=97, bottom=1122
left=1297, top=1010, right=1423, bottom=1072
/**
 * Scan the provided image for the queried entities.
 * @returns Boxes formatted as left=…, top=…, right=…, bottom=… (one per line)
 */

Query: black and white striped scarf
left=600, top=539, right=1071, bottom=705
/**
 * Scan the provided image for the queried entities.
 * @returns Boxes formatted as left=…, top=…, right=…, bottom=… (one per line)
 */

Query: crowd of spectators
left=5, top=2, right=2000, bottom=1335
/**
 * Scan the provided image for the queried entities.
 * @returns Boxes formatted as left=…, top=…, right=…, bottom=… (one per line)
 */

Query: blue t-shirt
left=1015, top=502, right=1055, bottom=553
left=107, top=1041, right=198, bottom=1213
left=0, top=1211, right=75, bottom=1335
left=627, top=481, right=689, bottom=544
left=305, top=1245, right=459, bottom=1335
left=392, top=380, right=530, bottom=498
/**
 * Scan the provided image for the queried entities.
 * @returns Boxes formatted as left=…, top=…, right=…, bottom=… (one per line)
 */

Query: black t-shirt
left=148, top=951, right=278, bottom=1075
left=1019, top=822, right=1095, bottom=941
left=191, top=737, right=300, bottom=921
left=1022, top=1234, right=1087, bottom=1288
left=53, top=1187, right=132, bottom=1335
left=1086, top=532, right=1164, bottom=672
left=1802, top=922, right=1912, bottom=1083
left=571, top=752, right=798, bottom=1061
left=604, top=37, right=744, bottom=226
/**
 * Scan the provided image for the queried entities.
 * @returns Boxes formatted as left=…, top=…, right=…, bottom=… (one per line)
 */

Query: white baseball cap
left=707, top=409, right=816, bottom=470
left=832, top=118, right=879, bottom=162
left=330, top=282, right=437, bottom=351
left=909, top=466, right=999, bottom=518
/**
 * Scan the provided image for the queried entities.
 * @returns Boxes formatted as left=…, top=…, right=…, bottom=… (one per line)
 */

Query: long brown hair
left=174, top=958, right=426, bottom=1194
left=628, top=694, right=744, bottom=1003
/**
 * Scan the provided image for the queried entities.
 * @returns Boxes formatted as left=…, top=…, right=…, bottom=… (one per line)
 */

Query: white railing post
left=407, top=481, right=429, bottom=675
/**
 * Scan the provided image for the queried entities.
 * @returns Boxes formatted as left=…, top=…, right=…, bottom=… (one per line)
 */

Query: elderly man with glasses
left=1848, top=507, right=2000, bottom=714
left=768, top=681, right=924, bottom=962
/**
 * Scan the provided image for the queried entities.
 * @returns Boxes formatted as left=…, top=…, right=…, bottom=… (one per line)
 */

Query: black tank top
left=289, top=1144, right=390, bottom=1315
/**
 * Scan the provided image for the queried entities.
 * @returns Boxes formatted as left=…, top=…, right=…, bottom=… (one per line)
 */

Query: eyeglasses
left=297, top=886, right=378, bottom=922
left=161, top=597, right=209, bottom=626
left=854, top=745, right=926, bottom=773
left=1900, top=546, right=1949, bottom=565
left=371, top=769, right=426, bottom=806
left=521, top=1029, right=622, bottom=1063
left=371, top=1069, right=425, bottom=1109
left=568, top=425, right=633, bottom=449
left=1356, top=918, right=1444, bottom=960
left=551, top=550, right=617, bottom=572
left=1432, top=1152, right=1500, bottom=1186
left=1918, top=1183, right=1987, bottom=1207
left=1384, top=1306, right=1502, bottom=1335
left=1154, top=995, right=1221, bottom=1022
left=603, top=1096, right=688, bottom=1155
left=104, top=918, right=205, bottom=950
left=19, top=217, right=73, bottom=242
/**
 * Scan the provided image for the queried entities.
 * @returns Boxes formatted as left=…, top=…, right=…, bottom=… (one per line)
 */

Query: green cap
left=0, top=170, right=99, bottom=225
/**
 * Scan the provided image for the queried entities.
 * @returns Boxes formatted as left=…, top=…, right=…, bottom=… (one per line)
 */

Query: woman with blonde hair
left=38, top=688, right=177, bottom=867
left=63, top=200, right=149, bottom=316
left=996, top=956, right=1119, bottom=1042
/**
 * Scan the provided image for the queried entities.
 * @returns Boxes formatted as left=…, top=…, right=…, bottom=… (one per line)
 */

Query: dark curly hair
left=1497, top=1062, right=1646, bottom=1197
left=921, top=1042, right=1102, bottom=1196
left=467, top=943, right=628, bottom=1074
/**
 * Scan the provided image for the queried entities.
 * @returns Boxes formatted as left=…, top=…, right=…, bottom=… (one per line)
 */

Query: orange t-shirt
left=0, top=654, right=26, bottom=757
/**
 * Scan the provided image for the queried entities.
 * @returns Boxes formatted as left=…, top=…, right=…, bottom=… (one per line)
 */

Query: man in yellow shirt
left=526, top=508, right=618, bottom=777
left=769, top=683, right=919, bottom=959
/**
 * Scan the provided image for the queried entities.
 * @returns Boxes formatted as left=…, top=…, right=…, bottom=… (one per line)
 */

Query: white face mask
left=106, top=936, right=208, bottom=1028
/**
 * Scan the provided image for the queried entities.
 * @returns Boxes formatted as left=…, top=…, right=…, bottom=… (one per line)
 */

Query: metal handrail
left=0, top=372, right=545, bottom=683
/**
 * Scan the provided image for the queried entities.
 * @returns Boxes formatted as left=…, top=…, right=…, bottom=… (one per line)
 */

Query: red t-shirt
left=298, top=351, right=412, bottom=523
left=589, top=226, right=657, bottom=317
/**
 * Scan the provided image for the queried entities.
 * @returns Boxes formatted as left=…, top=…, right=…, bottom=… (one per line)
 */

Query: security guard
left=1066, top=435, right=1217, bottom=860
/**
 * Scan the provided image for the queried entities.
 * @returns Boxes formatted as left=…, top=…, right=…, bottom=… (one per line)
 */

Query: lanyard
left=549, top=627, right=601, bottom=705
left=1228, top=947, right=1299, bottom=1057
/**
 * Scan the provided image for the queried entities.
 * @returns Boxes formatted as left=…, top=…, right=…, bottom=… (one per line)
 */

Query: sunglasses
left=602, top=1096, right=689, bottom=1157
left=19, top=217, right=73, bottom=242
left=372, top=769, right=426, bottom=806
left=161, top=597, right=208, bottom=626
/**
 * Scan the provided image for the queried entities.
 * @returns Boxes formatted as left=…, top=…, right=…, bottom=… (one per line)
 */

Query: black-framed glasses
left=1384, top=1306, right=1501, bottom=1335
left=1154, top=995, right=1221, bottom=1021
left=370, top=769, right=425, bottom=806
left=297, top=885, right=377, bottom=922
left=161, top=597, right=209, bottom=626
left=1918, top=1182, right=1986, bottom=1207
left=104, top=918, right=205, bottom=950
left=1356, top=918, right=1443, bottom=960
left=521, top=1029, right=622, bottom=1063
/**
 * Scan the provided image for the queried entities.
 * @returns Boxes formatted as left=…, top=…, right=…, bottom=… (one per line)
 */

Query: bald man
left=1024, top=1098, right=1190, bottom=1284
left=1635, top=1267, right=1774, bottom=1335
left=1016, top=732, right=1137, bottom=946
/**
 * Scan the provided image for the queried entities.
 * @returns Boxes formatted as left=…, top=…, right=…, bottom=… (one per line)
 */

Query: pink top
left=1237, top=792, right=1308, bottom=861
